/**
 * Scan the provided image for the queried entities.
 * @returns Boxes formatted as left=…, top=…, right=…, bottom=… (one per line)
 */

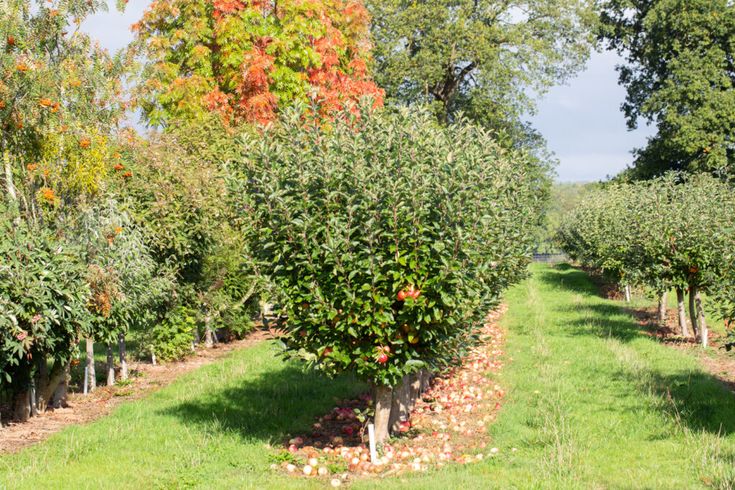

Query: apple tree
left=232, top=105, right=548, bottom=441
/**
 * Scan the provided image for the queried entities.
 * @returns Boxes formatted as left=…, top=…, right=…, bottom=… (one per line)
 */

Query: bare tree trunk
left=118, top=333, right=128, bottom=381
left=408, top=373, right=422, bottom=412
left=86, top=338, right=96, bottom=392
left=373, top=385, right=393, bottom=444
left=106, top=344, right=115, bottom=386
left=30, top=381, right=38, bottom=417
left=37, top=362, right=68, bottom=412
left=624, top=284, right=631, bottom=302
left=419, top=369, right=432, bottom=393
left=658, top=291, right=668, bottom=325
left=13, top=390, right=31, bottom=422
left=204, top=315, right=214, bottom=348
left=688, top=286, right=699, bottom=341
left=389, top=375, right=410, bottom=432
left=389, top=373, right=424, bottom=432
left=676, top=288, right=690, bottom=338
left=3, top=150, right=17, bottom=202
left=695, top=289, right=708, bottom=348
left=52, top=362, right=71, bottom=408
left=36, top=356, right=49, bottom=412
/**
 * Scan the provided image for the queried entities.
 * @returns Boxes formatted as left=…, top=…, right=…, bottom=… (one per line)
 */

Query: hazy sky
left=83, top=2, right=656, bottom=183
left=530, top=50, right=655, bottom=182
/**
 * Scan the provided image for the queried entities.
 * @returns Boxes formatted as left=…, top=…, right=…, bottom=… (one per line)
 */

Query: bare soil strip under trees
left=634, top=307, right=735, bottom=395
left=585, top=267, right=735, bottom=395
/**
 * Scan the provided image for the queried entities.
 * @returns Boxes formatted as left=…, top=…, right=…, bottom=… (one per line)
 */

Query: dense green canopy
left=366, top=0, right=594, bottom=146
left=600, top=0, right=735, bottom=179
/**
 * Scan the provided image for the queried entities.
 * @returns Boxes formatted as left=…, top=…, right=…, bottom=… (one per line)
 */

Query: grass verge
left=1, top=341, right=364, bottom=489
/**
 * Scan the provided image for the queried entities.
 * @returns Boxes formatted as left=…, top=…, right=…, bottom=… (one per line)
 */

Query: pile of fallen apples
left=272, top=306, right=510, bottom=486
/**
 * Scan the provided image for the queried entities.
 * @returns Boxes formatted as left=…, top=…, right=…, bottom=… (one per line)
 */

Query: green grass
left=2, top=264, right=734, bottom=489
left=365, top=264, right=735, bottom=490
left=1, top=342, right=365, bottom=489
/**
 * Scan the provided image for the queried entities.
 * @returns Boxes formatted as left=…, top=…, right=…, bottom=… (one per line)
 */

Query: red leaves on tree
left=306, top=23, right=383, bottom=117
left=203, top=88, right=233, bottom=117
left=135, top=0, right=383, bottom=126
left=212, top=0, right=248, bottom=16
left=235, top=47, right=278, bottom=124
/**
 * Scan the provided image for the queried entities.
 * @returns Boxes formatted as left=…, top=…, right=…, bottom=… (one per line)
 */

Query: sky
left=529, top=50, right=656, bottom=182
left=82, top=2, right=656, bottom=183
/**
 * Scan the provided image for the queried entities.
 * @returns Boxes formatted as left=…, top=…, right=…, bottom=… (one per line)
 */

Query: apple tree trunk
left=695, top=289, right=708, bottom=348
left=37, top=361, right=67, bottom=412
left=389, top=376, right=409, bottom=432
left=35, top=356, right=49, bottom=413
left=676, top=288, right=690, bottom=337
left=408, top=373, right=422, bottom=411
left=204, top=315, right=215, bottom=348
left=52, top=362, right=71, bottom=408
left=13, top=389, right=31, bottom=422
left=688, top=286, right=699, bottom=341
left=106, top=344, right=115, bottom=386
left=658, top=291, right=667, bottom=325
left=373, top=385, right=393, bottom=444
left=86, top=338, right=96, bottom=392
left=118, top=333, right=128, bottom=381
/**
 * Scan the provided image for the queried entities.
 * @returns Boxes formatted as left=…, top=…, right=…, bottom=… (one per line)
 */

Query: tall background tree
left=599, top=0, right=735, bottom=179
left=365, top=0, right=595, bottom=148
left=131, top=0, right=384, bottom=126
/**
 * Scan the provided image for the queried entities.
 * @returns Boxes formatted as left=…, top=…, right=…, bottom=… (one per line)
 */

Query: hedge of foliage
left=0, top=0, right=259, bottom=419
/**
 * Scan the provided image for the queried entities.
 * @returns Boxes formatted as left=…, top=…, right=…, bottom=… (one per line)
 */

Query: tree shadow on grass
left=580, top=362, right=735, bottom=436
left=159, top=363, right=366, bottom=444
left=553, top=303, right=648, bottom=343
left=538, top=264, right=735, bottom=436
left=535, top=264, right=600, bottom=297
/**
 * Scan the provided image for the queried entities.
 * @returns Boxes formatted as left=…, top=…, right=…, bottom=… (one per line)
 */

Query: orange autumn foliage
left=134, top=0, right=383, bottom=126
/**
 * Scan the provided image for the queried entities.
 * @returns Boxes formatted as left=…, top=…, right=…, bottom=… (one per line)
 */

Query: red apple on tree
left=376, top=346, right=389, bottom=364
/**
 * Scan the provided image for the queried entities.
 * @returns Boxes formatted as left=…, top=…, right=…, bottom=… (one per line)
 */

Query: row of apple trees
left=1, top=0, right=555, bottom=439
left=557, top=173, right=735, bottom=348
left=0, top=1, right=259, bottom=422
